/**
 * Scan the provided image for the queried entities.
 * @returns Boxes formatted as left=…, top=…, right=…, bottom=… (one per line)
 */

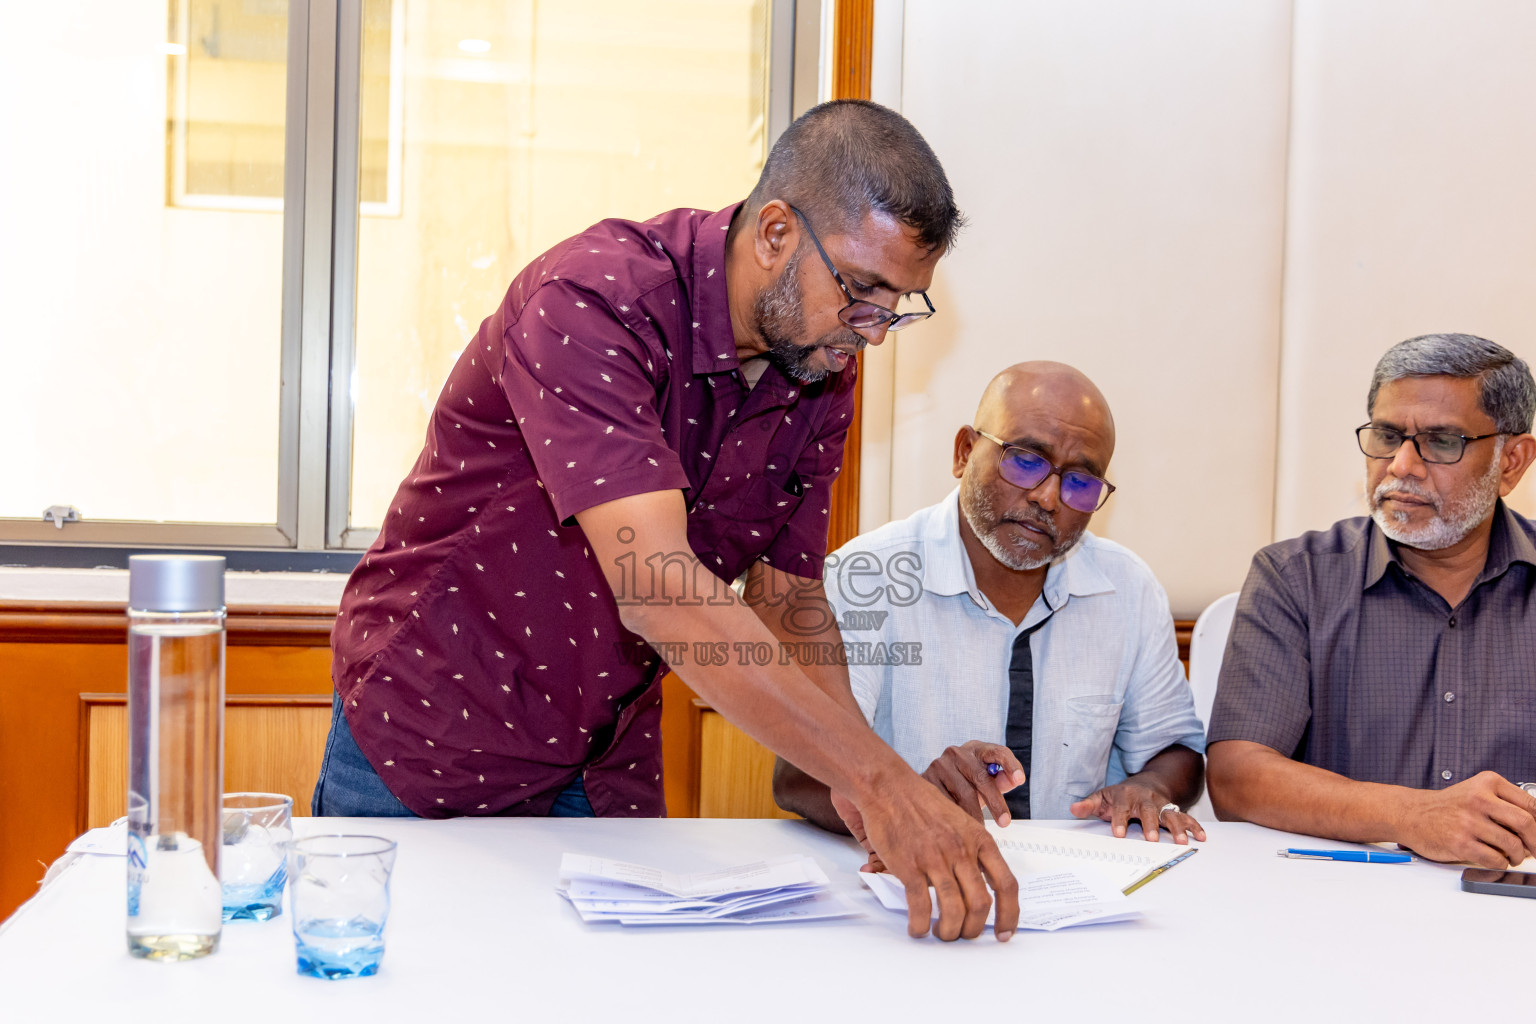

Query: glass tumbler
left=287, top=835, right=398, bottom=979
left=220, top=793, right=294, bottom=921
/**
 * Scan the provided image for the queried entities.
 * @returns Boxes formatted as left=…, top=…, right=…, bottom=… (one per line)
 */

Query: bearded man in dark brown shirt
left=1209, top=333, right=1536, bottom=868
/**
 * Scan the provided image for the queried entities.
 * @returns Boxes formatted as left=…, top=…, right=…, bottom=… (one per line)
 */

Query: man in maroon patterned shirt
left=316, top=100, right=1020, bottom=941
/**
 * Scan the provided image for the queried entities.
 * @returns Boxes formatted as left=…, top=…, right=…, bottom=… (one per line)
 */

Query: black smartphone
left=1461, top=867, right=1536, bottom=899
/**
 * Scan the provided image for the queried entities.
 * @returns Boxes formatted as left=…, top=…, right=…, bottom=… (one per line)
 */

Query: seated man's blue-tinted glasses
left=973, top=429, right=1116, bottom=513
left=788, top=205, right=936, bottom=331
left=1355, top=424, right=1506, bottom=464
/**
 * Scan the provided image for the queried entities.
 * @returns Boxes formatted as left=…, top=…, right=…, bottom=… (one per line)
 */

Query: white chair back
left=1189, top=592, right=1240, bottom=731
left=1185, top=591, right=1240, bottom=822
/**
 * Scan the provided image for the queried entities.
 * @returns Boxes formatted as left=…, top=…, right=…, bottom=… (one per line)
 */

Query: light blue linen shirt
left=824, top=489, right=1205, bottom=820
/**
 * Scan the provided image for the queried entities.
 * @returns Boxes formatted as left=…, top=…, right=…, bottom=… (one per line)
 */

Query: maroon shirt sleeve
left=499, top=280, right=691, bottom=523
left=762, top=365, right=858, bottom=580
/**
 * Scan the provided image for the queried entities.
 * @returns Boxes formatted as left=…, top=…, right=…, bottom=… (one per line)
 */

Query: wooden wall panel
left=660, top=672, right=701, bottom=818
left=80, top=695, right=332, bottom=830
left=225, top=699, right=331, bottom=816
left=82, top=703, right=127, bottom=832
left=827, top=355, right=865, bottom=552
left=0, top=632, right=334, bottom=924
left=821, top=0, right=876, bottom=553
left=697, top=707, right=799, bottom=820
left=832, top=0, right=875, bottom=101
left=0, top=602, right=337, bottom=646
left=2, top=642, right=127, bottom=923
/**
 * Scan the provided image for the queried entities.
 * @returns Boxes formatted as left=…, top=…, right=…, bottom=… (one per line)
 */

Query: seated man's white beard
left=1370, top=440, right=1504, bottom=551
left=961, top=475, right=1086, bottom=571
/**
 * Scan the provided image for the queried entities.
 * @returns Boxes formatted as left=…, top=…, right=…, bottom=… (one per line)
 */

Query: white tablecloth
left=0, top=816, right=1522, bottom=1022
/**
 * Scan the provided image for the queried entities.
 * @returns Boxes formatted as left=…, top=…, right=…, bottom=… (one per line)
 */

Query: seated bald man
left=1208, top=333, right=1536, bottom=868
left=775, top=362, right=1208, bottom=842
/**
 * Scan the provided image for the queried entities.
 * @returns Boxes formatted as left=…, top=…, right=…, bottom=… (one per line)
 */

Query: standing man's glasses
left=973, top=429, right=1116, bottom=513
left=788, top=205, right=936, bottom=332
left=1355, top=425, right=1506, bottom=464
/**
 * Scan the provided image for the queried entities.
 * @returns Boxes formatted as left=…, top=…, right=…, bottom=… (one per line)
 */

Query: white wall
left=1275, top=0, right=1536, bottom=539
left=893, top=0, right=1293, bottom=617
left=882, top=0, right=1536, bottom=617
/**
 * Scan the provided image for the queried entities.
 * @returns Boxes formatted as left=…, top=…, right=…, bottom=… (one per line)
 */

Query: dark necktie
left=1004, top=611, right=1053, bottom=820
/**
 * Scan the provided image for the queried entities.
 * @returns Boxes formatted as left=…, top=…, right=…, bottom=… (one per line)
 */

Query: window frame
left=1, top=0, right=809, bottom=567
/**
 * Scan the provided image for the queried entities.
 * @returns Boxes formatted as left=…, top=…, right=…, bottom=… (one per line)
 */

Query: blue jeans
left=312, top=694, right=594, bottom=817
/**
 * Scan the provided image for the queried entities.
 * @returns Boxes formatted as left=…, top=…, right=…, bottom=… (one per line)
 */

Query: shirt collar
left=690, top=203, right=742, bottom=377
left=1364, top=499, right=1536, bottom=590
left=917, top=491, right=974, bottom=599
left=922, top=489, right=1118, bottom=611
left=1481, top=499, right=1536, bottom=582
left=1364, top=519, right=1394, bottom=589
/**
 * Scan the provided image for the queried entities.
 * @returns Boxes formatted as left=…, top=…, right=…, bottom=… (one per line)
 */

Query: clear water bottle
left=126, top=554, right=226, bottom=960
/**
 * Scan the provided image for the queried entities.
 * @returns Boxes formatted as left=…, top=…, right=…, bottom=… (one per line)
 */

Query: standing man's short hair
left=735, top=99, right=963, bottom=253
left=1367, top=333, right=1536, bottom=434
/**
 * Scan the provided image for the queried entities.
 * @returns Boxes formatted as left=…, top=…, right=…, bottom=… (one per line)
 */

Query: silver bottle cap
left=128, top=554, right=226, bottom=612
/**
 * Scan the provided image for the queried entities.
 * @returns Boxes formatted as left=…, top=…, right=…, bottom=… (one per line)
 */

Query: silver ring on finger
left=1158, top=802, right=1179, bottom=817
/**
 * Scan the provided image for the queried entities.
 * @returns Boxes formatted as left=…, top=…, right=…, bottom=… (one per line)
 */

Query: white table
left=0, top=817, right=1523, bottom=1021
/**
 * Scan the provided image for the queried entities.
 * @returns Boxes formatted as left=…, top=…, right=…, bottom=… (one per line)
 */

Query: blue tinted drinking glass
left=287, top=834, right=398, bottom=980
left=221, top=793, right=293, bottom=922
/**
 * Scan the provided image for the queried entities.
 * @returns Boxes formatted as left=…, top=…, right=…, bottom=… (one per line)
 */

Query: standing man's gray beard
left=751, top=247, right=823, bottom=383
left=960, top=471, right=1085, bottom=571
left=751, top=245, right=865, bottom=384
left=1370, top=440, right=1504, bottom=550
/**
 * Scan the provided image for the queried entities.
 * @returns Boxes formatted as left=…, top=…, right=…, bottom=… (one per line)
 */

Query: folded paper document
left=556, top=853, right=860, bottom=926
left=860, top=868, right=1142, bottom=931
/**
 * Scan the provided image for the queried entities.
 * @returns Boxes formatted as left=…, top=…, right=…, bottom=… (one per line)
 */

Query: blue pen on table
left=1276, top=848, right=1412, bottom=863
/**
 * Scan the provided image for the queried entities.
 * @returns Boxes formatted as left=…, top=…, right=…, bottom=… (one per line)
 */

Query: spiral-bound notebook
left=986, top=822, right=1198, bottom=893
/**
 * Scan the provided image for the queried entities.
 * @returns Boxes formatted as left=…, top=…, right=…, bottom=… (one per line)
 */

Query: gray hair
left=1367, top=333, right=1536, bottom=434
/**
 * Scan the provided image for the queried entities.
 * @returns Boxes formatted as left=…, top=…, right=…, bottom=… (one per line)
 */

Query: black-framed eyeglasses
left=973, top=429, right=1116, bottom=513
left=1355, top=424, right=1506, bottom=465
left=787, top=205, right=936, bottom=332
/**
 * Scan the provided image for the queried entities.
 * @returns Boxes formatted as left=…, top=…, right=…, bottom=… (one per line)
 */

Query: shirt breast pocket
left=1061, top=696, right=1124, bottom=800
left=689, top=474, right=803, bottom=581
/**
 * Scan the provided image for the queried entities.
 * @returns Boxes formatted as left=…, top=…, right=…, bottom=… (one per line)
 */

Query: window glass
left=170, top=0, right=288, bottom=209
left=0, top=1, right=288, bottom=526
left=345, top=0, right=772, bottom=531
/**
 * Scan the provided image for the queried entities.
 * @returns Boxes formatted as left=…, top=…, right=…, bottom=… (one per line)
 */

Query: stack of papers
left=861, top=868, right=1142, bottom=931
left=557, top=853, right=860, bottom=926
